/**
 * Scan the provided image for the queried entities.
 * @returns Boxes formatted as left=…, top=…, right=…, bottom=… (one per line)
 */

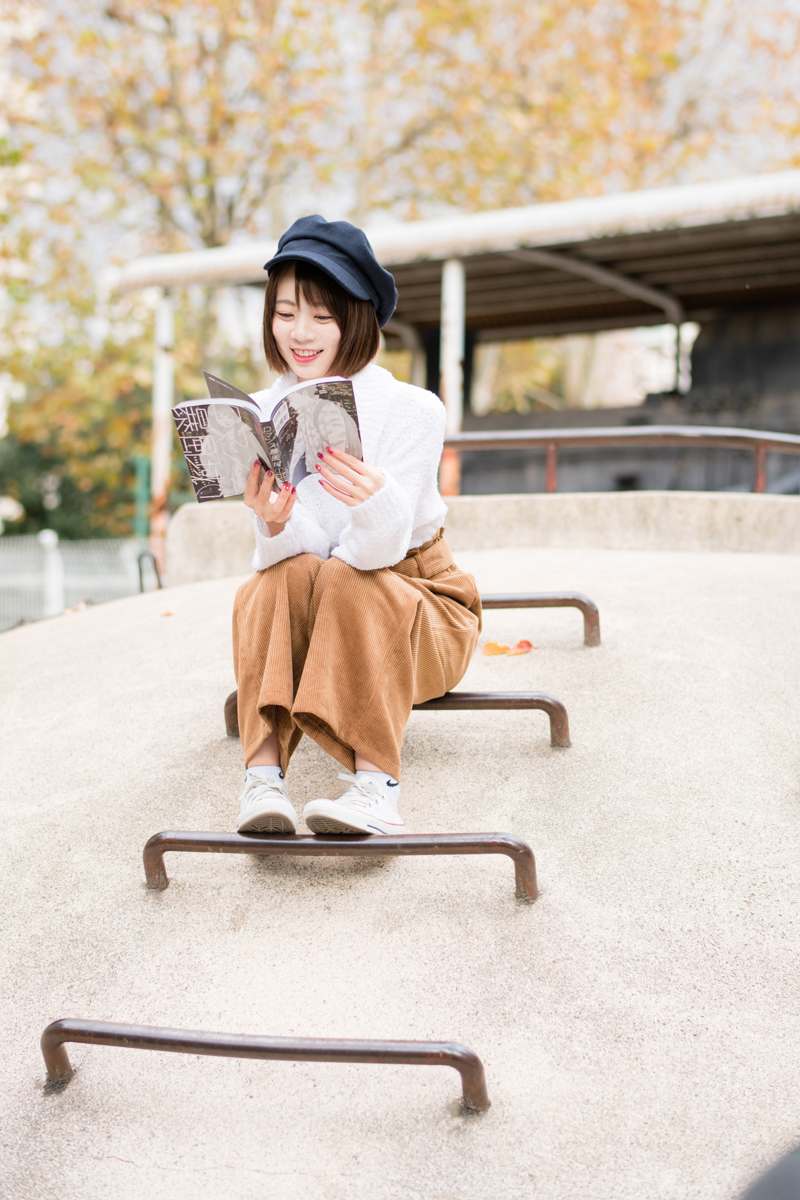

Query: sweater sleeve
left=251, top=498, right=331, bottom=571
left=332, top=390, right=445, bottom=571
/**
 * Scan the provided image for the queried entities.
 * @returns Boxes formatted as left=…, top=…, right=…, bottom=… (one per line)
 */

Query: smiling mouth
left=292, top=348, right=322, bottom=361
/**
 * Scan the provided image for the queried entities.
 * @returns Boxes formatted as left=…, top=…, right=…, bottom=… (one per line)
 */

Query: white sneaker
left=237, top=774, right=298, bottom=835
left=303, top=772, right=406, bottom=836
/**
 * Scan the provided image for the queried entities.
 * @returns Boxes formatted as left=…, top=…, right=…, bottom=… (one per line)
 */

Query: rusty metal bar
left=226, top=684, right=570, bottom=745
left=40, top=1019, right=490, bottom=1111
left=143, top=830, right=537, bottom=900
left=413, top=690, right=570, bottom=747
left=545, top=441, right=558, bottom=492
left=480, top=591, right=601, bottom=646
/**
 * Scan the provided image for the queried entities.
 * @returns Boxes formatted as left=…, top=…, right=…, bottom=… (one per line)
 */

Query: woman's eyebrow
left=275, top=293, right=297, bottom=306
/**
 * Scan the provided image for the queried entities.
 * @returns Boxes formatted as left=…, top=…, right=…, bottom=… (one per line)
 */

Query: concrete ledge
left=444, top=491, right=800, bottom=554
left=166, top=500, right=256, bottom=586
left=166, top=490, right=800, bottom=584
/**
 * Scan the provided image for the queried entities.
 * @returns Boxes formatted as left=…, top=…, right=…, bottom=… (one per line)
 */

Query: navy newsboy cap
left=264, top=215, right=398, bottom=328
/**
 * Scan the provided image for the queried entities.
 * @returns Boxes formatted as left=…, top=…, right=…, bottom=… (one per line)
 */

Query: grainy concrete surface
left=1, top=547, right=800, bottom=1200
left=166, top=492, right=800, bottom=585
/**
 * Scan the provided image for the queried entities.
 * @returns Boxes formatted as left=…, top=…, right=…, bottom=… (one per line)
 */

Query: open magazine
left=172, top=372, right=362, bottom=502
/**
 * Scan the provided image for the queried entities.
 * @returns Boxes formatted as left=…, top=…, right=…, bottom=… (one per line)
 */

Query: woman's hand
left=244, top=461, right=296, bottom=536
left=315, top=447, right=385, bottom=507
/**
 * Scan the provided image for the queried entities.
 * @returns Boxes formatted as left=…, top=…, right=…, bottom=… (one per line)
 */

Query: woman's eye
left=276, top=311, right=293, bottom=318
left=315, top=315, right=332, bottom=322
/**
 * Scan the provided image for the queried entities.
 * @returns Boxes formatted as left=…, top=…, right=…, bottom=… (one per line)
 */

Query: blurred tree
left=2, top=0, right=336, bottom=536
left=29, top=0, right=338, bottom=251
left=340, top=0, right=707, bottom=217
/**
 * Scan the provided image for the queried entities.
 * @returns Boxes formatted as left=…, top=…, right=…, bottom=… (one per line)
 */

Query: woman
left=234, top=215, right=481, bottom=837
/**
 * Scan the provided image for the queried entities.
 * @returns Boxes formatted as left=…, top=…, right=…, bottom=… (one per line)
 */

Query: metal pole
left=545, top=442, right=558, bottom=493
left=150, top=292, right=174, bottom=573
left=439, top=259, right=465, bottom=496
left=754, top=443, right=766, bottom=493
left=674, top=322, right=682, bottom=394
left=38, top=529, right=64, bottom=618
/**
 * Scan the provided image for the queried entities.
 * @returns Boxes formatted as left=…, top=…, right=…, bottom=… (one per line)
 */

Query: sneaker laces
left=335, top=771, right=386, bottom=812
left=242, top=774, right=286, bottom=806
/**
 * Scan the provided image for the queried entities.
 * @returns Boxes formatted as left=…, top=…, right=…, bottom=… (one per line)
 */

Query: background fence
left=0, top=532, right=158, bottom=633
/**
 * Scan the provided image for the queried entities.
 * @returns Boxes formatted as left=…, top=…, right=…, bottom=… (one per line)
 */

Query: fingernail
left=266, top=470, right=273, bottom=477
left=291, top=487, right=296, bottom=494
left=326, top=446, right=333, bottom=454
left=283, top=483, right=290, bottom=490
left=317, top=452, right=324, bottom=459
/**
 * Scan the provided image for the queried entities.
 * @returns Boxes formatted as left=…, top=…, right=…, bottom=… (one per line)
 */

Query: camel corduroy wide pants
left=232, top=530, right=481, bottom=780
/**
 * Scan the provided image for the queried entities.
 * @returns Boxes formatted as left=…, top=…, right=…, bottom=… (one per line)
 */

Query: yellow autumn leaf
left=482, top=641, right=509, bottom=656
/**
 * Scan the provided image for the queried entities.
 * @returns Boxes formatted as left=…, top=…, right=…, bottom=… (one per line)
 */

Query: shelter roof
left=115, top=169, right=800, bottom=339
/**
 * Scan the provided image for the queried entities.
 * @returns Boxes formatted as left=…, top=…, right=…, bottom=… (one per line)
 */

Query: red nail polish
left=326, top=447, right=333, bottom=454
left=291, top=487, right=296, bottom=494
left=266, top=470, right=273, bottom=477
left=317, top=452, right=324, bottom=459
left=283, top=483, right=290, bottom=490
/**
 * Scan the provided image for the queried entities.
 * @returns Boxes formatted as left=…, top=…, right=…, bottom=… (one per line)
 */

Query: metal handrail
left=412, top=690, right=571, bottom=747
left=480, top=591, right=600, bottom=646
left=444, top=423, right=800, bottom=493
left=143, top=830, right=538, bottom=900
left=225, top=685, right=570, bottom=748
left=40, top=1019, right=491, bottom=1111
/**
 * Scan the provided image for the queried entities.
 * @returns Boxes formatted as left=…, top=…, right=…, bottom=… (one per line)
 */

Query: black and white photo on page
left=271, top=379, right=362, bottom=487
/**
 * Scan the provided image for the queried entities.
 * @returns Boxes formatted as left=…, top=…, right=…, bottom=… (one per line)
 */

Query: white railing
left=0, top=532, right=148, bottom=632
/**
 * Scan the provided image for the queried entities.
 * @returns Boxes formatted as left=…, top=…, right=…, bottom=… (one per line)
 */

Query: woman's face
left=272, top=265, right=343, bottom=380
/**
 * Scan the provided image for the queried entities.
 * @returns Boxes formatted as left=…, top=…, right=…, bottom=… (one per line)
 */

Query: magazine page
left=202, top=371, right=286, bottom=483
left=202, top=372, right=263, bottom=415
left=172, top=400, right=274, bottom=502
left=270, top=377, right=362, bottom=488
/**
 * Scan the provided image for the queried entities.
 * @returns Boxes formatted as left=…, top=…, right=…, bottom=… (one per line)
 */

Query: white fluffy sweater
left=250, top=362, right=448, bottom=573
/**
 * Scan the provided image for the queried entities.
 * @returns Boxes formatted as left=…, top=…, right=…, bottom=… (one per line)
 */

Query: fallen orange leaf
left=508, top=639, right=534, bottom=655
left=482, top=641, right=509, bottom=656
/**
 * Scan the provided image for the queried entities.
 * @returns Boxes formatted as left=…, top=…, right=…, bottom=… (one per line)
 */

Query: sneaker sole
left=237, top=813, right=297, bottom=835
left=305, top=813, right=375, bottom=836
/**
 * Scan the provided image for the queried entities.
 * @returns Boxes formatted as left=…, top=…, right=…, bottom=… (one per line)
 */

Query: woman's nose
left=293, top=314, right=316, bottom=341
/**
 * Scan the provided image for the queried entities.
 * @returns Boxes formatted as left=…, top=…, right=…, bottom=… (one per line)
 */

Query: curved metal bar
left=224, top=690, right=239, bottom=738
left=143, top=830, right=537, bottom=900
left=414, top=690, right=570, bottom=748
left=40, top=1019, right=490, bottom=1111
left=480, top=591, right=601, bottom=646
left=137, top=550, right=163, bottom=593
left=227, top=685, right=571, bottom=746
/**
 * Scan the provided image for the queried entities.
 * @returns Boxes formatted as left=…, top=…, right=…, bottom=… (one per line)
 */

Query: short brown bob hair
left=263, top=259, right=380, bottom=378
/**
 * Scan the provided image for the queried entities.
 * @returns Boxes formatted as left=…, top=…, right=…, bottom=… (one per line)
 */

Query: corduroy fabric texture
left=232, top=530, right=481, bottom=780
